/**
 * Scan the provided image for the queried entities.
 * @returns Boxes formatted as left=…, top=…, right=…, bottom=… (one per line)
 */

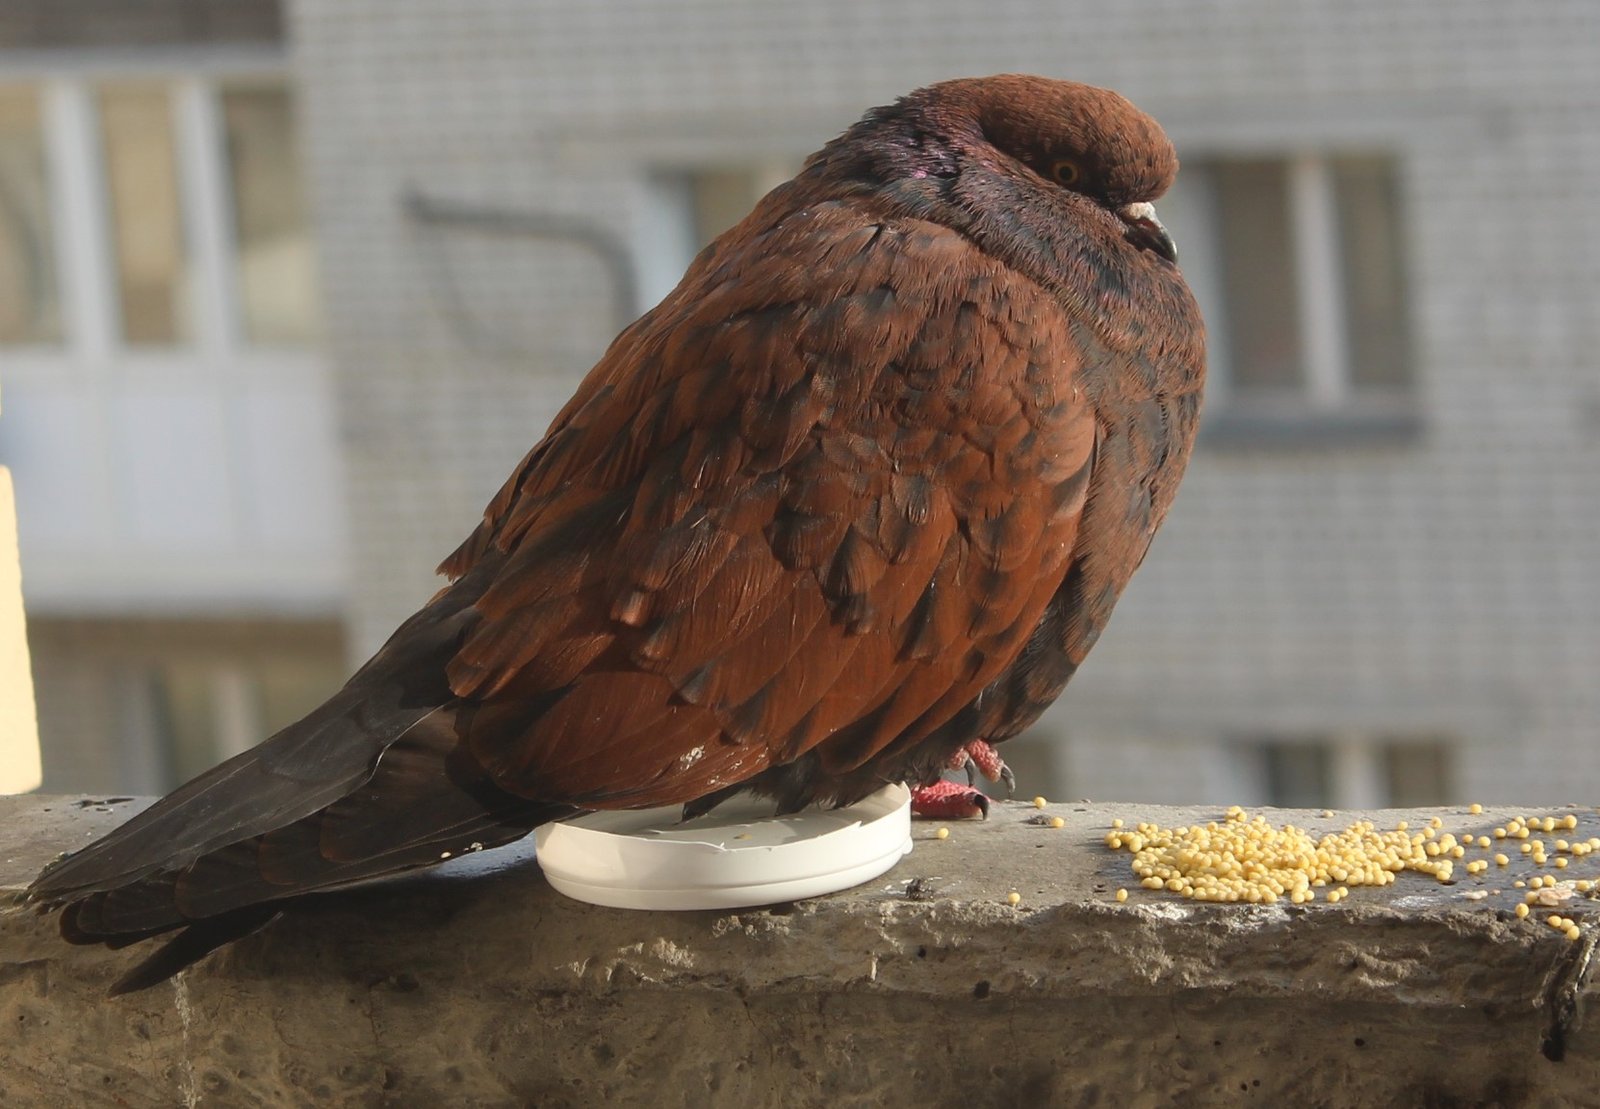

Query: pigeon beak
left=1118, top=201, right=1178, bottom=263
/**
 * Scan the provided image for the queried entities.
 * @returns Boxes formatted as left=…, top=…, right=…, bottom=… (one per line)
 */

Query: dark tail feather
left=25, top=568, right=585, bottom=993
left=103, top=906, right=282, bottom=997
left=47, top=713, right=576, bottom=991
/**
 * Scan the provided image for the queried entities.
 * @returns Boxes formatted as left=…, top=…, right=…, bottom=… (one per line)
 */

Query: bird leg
left=952, top=739, right=1016, bottom=797
left=909, top=740, right=1015, bottom=820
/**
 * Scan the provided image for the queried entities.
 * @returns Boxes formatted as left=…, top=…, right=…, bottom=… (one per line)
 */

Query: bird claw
left=949, top=739, right=1015, bottom=799
left=911, top=779, right=990, bottom=821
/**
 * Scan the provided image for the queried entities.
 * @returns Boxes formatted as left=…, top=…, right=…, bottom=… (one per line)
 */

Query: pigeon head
left=816, top=74, right=1183, bottom=267
left=913, top=74, right=1178, bottom=208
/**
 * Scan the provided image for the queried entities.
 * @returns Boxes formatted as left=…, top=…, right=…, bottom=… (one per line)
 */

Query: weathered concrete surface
left=3, top=794, right=1597, bottom=1108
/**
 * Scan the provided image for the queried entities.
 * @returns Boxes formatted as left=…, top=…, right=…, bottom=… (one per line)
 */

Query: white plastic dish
left=533, top=783, right=913, bottom=910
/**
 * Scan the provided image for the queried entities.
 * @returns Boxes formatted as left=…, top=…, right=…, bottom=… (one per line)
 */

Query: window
left=1164, top=153, right=1416, bottom=441
left=1259, top=741, right=1334, bottom=809
left=0, top=86, right=61, bottom=344
left=1382, top=741, right=1453, bottom=808
left=28, top=616, right=347, bottom=794
left=1244, top=735, right=1454, bottom=808
left=0, top=75, right=320, bottom=352
left=99, top=82, right=193, bottom=345
left=686, top=165, right=797, bottom=246
left=641, top=162, right=799, bottom=308
left=222, top=84, right=321, bottom=344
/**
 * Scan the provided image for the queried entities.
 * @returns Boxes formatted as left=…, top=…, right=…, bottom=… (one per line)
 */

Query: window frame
left=1169, top=150, right=1421, bottom=448
left=1237, top=733, right=1456, bottom=809
left=0, top=53, right=317, bottom=374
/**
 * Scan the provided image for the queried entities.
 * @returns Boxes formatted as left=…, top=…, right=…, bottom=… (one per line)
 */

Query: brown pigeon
left=28, top=74, right=1205, bottom=991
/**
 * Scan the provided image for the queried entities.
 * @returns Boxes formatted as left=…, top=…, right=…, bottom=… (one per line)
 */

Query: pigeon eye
left=1050, top=159, right=1083, bottom=187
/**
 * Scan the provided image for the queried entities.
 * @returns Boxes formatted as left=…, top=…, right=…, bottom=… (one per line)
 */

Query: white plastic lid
left=533, top=783, right=913, bottom=910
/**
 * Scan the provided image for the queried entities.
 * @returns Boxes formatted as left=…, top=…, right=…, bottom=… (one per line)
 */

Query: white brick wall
left=285, top=0, right=1600, bottom=803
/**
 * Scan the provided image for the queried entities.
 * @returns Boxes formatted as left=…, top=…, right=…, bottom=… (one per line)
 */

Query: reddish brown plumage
left=29, top=74, right=1205, bottom=991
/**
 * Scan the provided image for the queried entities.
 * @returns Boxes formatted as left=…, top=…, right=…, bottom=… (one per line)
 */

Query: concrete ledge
left=3, top=794, right=1598, bottom=1107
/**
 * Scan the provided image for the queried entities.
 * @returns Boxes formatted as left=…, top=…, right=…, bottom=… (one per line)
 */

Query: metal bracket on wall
left=400, top=188, right=639, bottom=360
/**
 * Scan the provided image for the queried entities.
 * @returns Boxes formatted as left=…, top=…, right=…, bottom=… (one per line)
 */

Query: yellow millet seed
left=1549, top=915, right=1566, bottom=928
left=1579, top=880, right=1594, bottom=893
left=1430, top=817, right=1443, bottom=829
left=1522, top=844, right=1534, bottom=854
left=1469, top=803, right=1484, bottom=815
left=1543, top=817, right=1558, bottom=833
left=1007, top=891, right=1021, bottom=906
left=1450, top=845, right=1466, bottom=859
left=1478, top=836, right=1492, bottom=849
left=1556, top=857, right=1569, bottom=869
left=1517, top=827, right=1531, bottom=839
left=1495, top=853, right=1509, bottom=866
left=1115, top=888, right=1128, bottom=902
left=935, top=827, right=950, bottom=840
left=1396, top=821, right=1409, bottom=832
left=1050, top=816, right=1066, bottom=829
left=1557, top=839, right=1571, bottom=852
left=1097, top=808, right=1475, bottom=905
left=1564, top=815, right=1579, bottom=830
left=1110, top=817, right=1124, bottom=829
left=1567, top=925, right=1583, bottom=941
left=1495, top=827, right=1507, bottom=839
left=1515, top=903, right=1530, bottom=919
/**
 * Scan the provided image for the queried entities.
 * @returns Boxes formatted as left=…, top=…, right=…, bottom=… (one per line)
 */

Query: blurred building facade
left=0, top=2, right=348, bottom=792
left=4, top=1, right=1598, bottom=805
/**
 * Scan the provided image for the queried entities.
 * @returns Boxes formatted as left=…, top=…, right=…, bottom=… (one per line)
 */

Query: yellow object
left=1515, top=903, right=1530, bottom=919
left=935, top=827, right=950, bottom=840
left=1006, top=891, right=1021, bottom=906
left=1101, top=809, right=1464, bottom=905
left=1115, top=888, right=1128, bottom=902
left=1049, top=816, right=1065, bottom=829
left=1469, top=803, right=1483, bottom=814
left=1034, top=797, right=1048, bottom=809
left=0, top=461, right=42, bottom=795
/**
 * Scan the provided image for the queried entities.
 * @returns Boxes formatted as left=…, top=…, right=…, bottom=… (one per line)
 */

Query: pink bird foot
left=947, top=739, right=1016, bottom=798
left=911, top=778, right=990, bottom=820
